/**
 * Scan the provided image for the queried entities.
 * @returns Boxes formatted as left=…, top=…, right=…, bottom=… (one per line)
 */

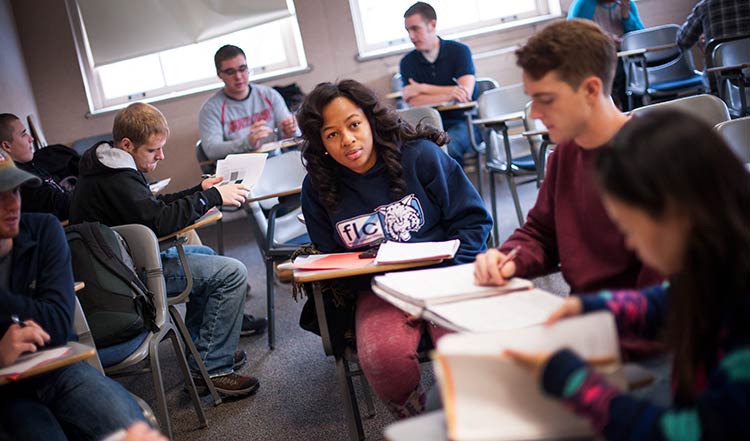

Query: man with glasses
left=198, top=45, right=299, bottom=160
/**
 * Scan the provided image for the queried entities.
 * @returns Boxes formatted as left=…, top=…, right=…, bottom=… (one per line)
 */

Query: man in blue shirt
left=399, top=2, right=479, bottom=166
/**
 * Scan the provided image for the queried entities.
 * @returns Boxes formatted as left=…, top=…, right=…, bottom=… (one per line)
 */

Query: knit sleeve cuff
left=203, top=187, right=223, bottom=209
left=542, top=348, right=587, bottom=398
left=581, top=292, right=610, bottom=313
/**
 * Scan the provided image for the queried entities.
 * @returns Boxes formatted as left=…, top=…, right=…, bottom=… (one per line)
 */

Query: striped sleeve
left=542, top=346, right=750, bottom=440
left=580, top=283, right=668, bottom=340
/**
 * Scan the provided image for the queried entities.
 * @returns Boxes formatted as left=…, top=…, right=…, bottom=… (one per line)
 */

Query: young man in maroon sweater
left=474, top=19, right=663, bottom=293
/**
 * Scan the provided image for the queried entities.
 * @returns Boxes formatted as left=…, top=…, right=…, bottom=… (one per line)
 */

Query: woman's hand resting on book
left=473, top=248, right=517, bottom=286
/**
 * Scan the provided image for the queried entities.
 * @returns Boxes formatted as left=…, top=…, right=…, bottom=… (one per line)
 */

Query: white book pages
left=436, top=312, right=622, bottom=441
left=426, top=288, right=565, bottom=333
left=214, top=152, right=268, bottom=188
left=372, top=263, right=533, bottom=306
left=373, top=239, right=460, bottom=264
left=0, top=346, right=71, bottom=378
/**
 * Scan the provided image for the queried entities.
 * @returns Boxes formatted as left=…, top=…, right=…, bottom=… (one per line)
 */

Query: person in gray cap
left=0, top=151, right=150, bottom=440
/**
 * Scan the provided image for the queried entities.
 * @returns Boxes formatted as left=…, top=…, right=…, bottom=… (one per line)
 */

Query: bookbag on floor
left=65, top=222, right=157, bottom=348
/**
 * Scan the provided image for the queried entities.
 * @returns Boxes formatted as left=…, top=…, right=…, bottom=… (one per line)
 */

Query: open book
left=371, top=263, right=564, bottom=332
left=214, top=152, right=267, bottom=188
left=435, top=312, right=624, bottom=441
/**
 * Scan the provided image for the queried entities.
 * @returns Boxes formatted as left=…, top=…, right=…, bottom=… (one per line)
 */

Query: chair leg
left=216, top=217, right=225, bottom=256
left=506, top=175, right=525, bottom=227
left=336, top=356, right=366, bottom=441
left=489, top=172, right=500, bottom=248
left=357, top=363, right=376, bottom=419
left=266, top=257, right=275, bottom=350
left=169, top=305, right=222, bottom=406
left=474, top=151, right=484, bottom=198
left=148, top=331, right=172, bottom=439
left=167, top=326, right=208, bottom=428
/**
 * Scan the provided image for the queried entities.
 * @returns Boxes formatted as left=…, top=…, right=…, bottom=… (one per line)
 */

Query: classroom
left=2, top=0, right=749, bottom=440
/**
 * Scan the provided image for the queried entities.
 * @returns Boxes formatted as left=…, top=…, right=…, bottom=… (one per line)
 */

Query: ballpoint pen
left=11, top=314, right=26, bottom=328
left=498, top=245, right=521, bottom=271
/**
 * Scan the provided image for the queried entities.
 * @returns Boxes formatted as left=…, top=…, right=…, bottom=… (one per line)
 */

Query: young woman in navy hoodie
left=297, top=79, right=492, bottom=417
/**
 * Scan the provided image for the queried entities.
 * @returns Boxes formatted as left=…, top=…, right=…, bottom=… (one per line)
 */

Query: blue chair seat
left=287, top=233, right=310, bottom=246
left=649, top=75, right=703, bottom=92
left=99, top=331, right=150, bottom=368
left=512, top=154, right=537, bottom=171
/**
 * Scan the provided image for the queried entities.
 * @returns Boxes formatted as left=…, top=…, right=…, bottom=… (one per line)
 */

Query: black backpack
left=65, top=222, right=158, bottom=347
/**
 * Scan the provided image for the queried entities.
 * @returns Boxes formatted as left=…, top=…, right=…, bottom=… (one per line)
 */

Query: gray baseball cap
left=0, top=150, right=41, bottom=192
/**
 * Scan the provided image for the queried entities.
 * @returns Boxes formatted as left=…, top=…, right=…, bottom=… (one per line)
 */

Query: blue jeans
left=443, top=118, right=481, bottom=166
left=0, top=362, right=145, bottom=440
left=161, top=245, right=246, bottom=377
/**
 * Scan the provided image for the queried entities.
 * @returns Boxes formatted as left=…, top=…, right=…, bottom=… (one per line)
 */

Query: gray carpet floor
left=116, top=168, right=570, bottom=441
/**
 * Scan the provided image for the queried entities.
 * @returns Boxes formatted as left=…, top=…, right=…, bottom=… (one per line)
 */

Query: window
left=66, top=0, right=307, bottom=114
left=349, top=0, right=562, bottom=59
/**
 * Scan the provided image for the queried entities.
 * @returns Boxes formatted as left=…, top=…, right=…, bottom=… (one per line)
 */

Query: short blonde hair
left=113, top=102, right=170, bottom=147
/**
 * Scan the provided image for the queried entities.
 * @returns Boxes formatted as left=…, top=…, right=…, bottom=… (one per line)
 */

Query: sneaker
left=241, top=314, right=267, bottom=336
left=193, top=372, right=260, bottom=397
left=233, top=349, right=247, bottom=370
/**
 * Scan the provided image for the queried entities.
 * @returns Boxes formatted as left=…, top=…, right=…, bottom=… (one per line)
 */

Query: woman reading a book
left=507, top=109, right=750, bottom=439
left=296, top=79, right=492, bottom=417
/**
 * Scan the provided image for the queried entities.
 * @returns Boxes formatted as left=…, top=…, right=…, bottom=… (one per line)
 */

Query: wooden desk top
left=472, top=111, right=524, bottom=126
left=74, top=282, right=85, bottom=292
left=293, top=258, right=443, bottom=283
left=246, top=186, right=302, bottom=203
left=617, top=43, right=677, bottom=58
left=706, top=62, right=750, bottom=74
left=522, top=129, right=549, bottom=137
left=386, top=91, right=403, bottom=100
left=435, top=101, right=477, bottom=112
left=158, top=209, right=223, bottom=242
left=0, top=342, right=96, bottom=386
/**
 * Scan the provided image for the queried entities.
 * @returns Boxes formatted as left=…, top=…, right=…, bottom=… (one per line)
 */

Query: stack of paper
left=435, top=312, right=624, bottom=441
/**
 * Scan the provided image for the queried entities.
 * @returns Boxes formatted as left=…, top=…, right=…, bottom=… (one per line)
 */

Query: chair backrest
left=715, top=116, right=750, bottom=164
left=72, top=296, right=105, bottom=373
left=712, top=37, right=750, bottom=115
left=478, top=83, right=528, bottom=120
left=397, top=106, right=443, bottom=131
left=631, top=94, right=730, bottom=128
left=475, top=77, right=499, bottom=97
left=621, top=25, right=699, bottom=89
left=111, top=224, right=168, bottom=329
left=195, top=140, right=216, bottom=174
left=71, top=133, right=113, bottom=155
left=27, top=115, right=47, bottom=152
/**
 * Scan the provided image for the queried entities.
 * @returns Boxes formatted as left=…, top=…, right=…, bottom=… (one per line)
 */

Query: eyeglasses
left=219, top=65, right=249, bottom=76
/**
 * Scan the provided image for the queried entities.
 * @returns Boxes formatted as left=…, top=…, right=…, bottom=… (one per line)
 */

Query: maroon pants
left=355, top=291, right=450, bottom=413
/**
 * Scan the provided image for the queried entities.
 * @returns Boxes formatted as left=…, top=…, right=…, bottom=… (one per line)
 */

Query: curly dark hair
left=297, top=79, right=449, bottom=211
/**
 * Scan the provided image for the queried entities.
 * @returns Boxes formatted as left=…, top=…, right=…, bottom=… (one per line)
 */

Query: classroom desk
left=197, top=137, right=302, bottom=171
left=293, top=258, right=443, bottom=441
left=0, top=342, right=96, bottom=386
left=434, top=101, right=477, bottom=112
left=157, top=209, right=223, bottom=243
left=616, top=43, right=677, bottom=58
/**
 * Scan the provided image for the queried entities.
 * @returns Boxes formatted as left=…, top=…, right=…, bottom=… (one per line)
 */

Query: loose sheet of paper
left=214, top=153, right=268, bottom=188
left=373, top=239, right=459, bottom=264
left=0, top=347, right=72, bottom=379
left=293, top=253, right=374, bottom=270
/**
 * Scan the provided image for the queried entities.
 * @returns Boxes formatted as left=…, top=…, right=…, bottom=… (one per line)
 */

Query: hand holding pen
left=0, top=315, right=50, bottom=367
left=450, top=77, right=471, bottom=103
left=473, top=245, right=521, bottom=286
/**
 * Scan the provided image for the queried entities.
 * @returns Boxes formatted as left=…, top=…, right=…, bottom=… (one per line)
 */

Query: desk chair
left=71, top=133, right=114, bottom=155
left=246, top=150, right=309, bottom=349
left=630, top=94, right=731, bottom=128
left=473, top=84, right=537, bottom=235
left=463, top=77, right=500, bottom=197
left=397, top=106, right=446, bottom=154
left=709, top=36, right=750, bottom=117
left=715, top=117, right=750, bottom=165
left=621, top=25, right=704, bottom=109
left=26, top=115, right=47, bottom=152
left=89, top=224, right=207, bottom=438
left=391, top=73, right=407, bottom=110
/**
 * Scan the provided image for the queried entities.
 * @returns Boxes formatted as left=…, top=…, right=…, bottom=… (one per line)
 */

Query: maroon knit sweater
left=500, top=139, right=663, bottom=293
